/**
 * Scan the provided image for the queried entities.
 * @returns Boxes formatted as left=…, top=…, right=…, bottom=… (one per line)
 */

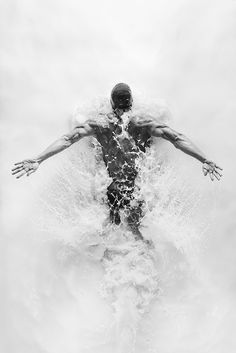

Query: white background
left=1, top=0, right=236, bottom=351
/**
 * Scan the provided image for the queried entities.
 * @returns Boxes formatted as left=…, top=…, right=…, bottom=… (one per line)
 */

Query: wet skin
left=11, top=96, right=223, bottom=240
left=90, top=111, right=152, bottom=237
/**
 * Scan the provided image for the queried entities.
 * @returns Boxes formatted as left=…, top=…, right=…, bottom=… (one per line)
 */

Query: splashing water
left=8, top=97, right=229, bottom=353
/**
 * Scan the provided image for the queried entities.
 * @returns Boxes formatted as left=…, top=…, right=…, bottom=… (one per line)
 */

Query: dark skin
left=12, top=99, right=223, bottom=239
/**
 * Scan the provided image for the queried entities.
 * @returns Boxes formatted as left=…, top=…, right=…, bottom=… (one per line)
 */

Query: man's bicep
left=63, top=121, right=95, bottom=144
left=151, top=124, right=182, bottom=142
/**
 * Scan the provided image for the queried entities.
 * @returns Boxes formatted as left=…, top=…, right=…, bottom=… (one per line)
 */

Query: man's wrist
left=202, top=158, right=210, bottom=164
left=33, top=157, right=43, bottom=164
left=203, top=159, right=215, bottom=165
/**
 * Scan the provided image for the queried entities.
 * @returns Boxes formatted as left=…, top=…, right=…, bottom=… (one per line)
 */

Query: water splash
left=7, top=97, right=227, bottom=353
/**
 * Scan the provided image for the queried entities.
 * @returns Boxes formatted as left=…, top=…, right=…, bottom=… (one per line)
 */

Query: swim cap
left=110, top=83, right=133, bottom=110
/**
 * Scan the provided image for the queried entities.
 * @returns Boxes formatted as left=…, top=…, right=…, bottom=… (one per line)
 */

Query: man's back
left=92, top=112, right=152, bottom=182
left=11, top=83, right=222, bottom=235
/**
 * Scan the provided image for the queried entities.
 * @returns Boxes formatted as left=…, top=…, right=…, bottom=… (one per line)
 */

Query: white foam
left=4, top=97, right=226, bottom=353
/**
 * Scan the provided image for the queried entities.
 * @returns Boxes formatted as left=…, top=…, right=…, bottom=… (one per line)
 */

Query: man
left=12, top=83, right=223, bottom=239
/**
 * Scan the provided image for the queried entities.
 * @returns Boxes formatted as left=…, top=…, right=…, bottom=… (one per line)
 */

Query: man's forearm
left=153, top=126, right=208, bottom=163
left=32, top=123, right=94, bottom=164
left=173, top=135, right=207, bottom=163
left=33, top=137, right=72, bottom=163
left=11, top=124, right=93, bottom=179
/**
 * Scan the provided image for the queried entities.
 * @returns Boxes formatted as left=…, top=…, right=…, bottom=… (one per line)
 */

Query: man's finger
left=209, top=172, right=214, bottom=181
left=16, top=170, right=27, bottom=179
left=12, top=166, right=23, bottom=172
left=11, top=165, right=25, bottom=172
left=27, top=170, right=35, bottom=176
left=214, top=170, right=223, bottom=178
left=12, top=168, right=24, bottom=175
left=14, top=161, right=25, bottom=166
left=202, top=166, right=208, bottom=176
left=12, top=164, right=24, bottom=170
left=216, top=165, right=223, bottom=171
left=213, top=172, right=220, bottom=181
left=12, top=165, right=24, bottom=172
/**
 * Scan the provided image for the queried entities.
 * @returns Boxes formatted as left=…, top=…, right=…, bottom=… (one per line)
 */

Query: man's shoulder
left=134, top=116, right=151, bottom=125
left=85, top=115, right=109, bottom=127
left=83, top=115, right=113, bottom=136
left=130, top=115, right=166, bottom=128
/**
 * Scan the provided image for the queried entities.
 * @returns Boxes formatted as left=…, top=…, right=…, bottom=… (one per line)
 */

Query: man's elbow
left=61, top=135, right=73, bottom=148
left=172, top=133, right=186, bottom=149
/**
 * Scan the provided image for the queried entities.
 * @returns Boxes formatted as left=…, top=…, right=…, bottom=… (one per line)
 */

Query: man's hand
left=11, top=159, right=40, bottom=179
left=149, top=123, right=223, bottom=182
left=11, top=121, right=96, bottom=180
left=202, top=160, right=223, bottom=181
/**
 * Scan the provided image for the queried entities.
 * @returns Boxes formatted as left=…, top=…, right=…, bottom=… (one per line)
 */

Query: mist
left=1, top=0, right=236, bottom=352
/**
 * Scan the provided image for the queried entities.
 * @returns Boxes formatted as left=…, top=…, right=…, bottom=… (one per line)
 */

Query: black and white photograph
left=1, top=0, right=235, bottom=352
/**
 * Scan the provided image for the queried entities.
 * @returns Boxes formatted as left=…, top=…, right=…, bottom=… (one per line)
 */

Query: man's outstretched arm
left=12, top=121, right=95, bottom=179
left=150, top=123, right=223, bottom=181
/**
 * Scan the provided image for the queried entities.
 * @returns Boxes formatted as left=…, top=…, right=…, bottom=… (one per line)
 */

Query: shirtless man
left=11, top=83, right=223, bottom=238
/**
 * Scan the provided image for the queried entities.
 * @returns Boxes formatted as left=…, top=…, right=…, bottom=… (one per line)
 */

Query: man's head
left=110, top=83, right=133, bottom=111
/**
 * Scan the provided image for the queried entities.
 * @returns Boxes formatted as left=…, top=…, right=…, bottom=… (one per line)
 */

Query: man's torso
left=90, top=113, right=153, bottom=182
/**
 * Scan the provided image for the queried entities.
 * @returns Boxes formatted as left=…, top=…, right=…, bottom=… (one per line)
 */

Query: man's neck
left=113, top=107, right=131, bottom=120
